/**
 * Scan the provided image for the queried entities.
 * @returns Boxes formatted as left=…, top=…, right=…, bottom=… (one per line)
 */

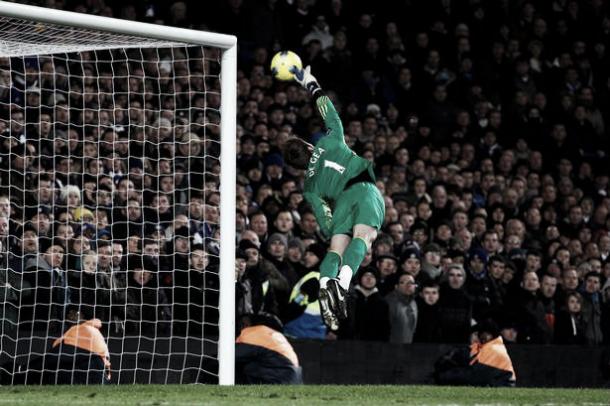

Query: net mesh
left=0, top=16, right=185, bottom=57
left=0, top=14, right=222, bottom=384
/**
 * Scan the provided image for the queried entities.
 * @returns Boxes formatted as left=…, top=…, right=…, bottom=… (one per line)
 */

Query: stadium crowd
left=0, top=0, right=609, bottom=350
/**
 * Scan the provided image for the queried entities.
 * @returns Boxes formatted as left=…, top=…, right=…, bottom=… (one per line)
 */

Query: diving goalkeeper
left=283, top=66, right=385, bottom=330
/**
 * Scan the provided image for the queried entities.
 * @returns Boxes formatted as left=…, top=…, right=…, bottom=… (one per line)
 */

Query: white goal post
left=0, top=1, right=236, bottom=385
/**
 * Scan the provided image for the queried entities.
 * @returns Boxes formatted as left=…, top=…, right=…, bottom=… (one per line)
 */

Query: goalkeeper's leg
left=318, top=234, right=350, bottom=330
left=340, top=224, right=378, bottom=286
left=336, top=183, right=384, bottom=295
left=319, top=234, right=350, bottom=286
left=320, top=226, right=377, bottom=327
left=320, top=183, right=384, bottom=326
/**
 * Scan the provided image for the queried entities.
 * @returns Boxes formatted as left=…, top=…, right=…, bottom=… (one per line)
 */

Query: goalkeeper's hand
left=290, top=65, right=321, bottom=95
left=319, top=225, right=331, bottom=240
left=319, top=204, right=333, bottom=239
left=319, top=218, right=333, bottom=240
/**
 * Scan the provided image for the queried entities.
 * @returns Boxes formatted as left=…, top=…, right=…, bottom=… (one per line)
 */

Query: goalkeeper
left=282, top=66, right=385, bottom=330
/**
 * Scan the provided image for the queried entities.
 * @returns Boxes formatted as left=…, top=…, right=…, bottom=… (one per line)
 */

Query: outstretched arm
left=291, top=66, right=344, bottom=140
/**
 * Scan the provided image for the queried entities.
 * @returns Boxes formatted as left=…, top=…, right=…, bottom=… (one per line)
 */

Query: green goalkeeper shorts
left=331, top=182, right=385, bottom=235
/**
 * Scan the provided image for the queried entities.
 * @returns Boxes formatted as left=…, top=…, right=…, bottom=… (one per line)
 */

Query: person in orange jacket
left=435, top=319, right=516, bottom=387
left=235, top=312, right=302, bottom=384
left=8, top=313, right=111, bottom=384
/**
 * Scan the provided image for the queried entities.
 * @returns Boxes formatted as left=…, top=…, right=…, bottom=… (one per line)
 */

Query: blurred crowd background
left=0, top=0, right=609, bottom=348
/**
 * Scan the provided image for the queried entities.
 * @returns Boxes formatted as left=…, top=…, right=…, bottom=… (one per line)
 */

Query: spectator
left=511, top=271, right=552, bottom=344
left=557, top=267, right=581, bottom=305
left=66, top=233, right=91, bottom=271
left=580, top=272, right=603, bottom=346
left=237, top=239, right=282, bottom=318
left=0, top=240, right=27, bottom=350
left=303, top=243, right=326, bottom=278
left=192, top=244, right=219, bottom=337
left=481, top=231, right=501, bottom=256
left=10, top=223, right=38, bottom=273
left=554, top=292, right=586, bottom=345
left=296, top=209, right=320, bottom=240
left=173, top=237, right=204, bottom=334
left=525, top=250, right=543, bottom=274
left=414, top=281, right=442, bottom=343
left=249, top=211, right=269, bottom=245
left=264, top=232, right=298, bottom=290
left=68, top=250, right=110, bottom=324
left=398, top=247, right=427, bottom=290
left=375, top=254, right=399, bottom=295
left=94, top=240, right=111, bottom=272
left=487, top=255, right=508, bottom=313
left=286, top=238, right=306, bottom=278
left=97, top=240, right=126, bottom=334
left=438, top=264, right=472, bottom=343
left=282, top=251, right=326, bottom=339
left=111, top=240, right=126, bottom=272
left=421, top=243, right=443, bottom=280
left=272, top=208, right=295, bottom=240
left=385, top=273, right=418, bottom=344
left=125, top=255, right=170, bottom=335
left=24, top=242, right=69, bottom=334
left=340, top=268, right=390, bottom=341
left=465, top=248, right=494, bottom=321
left=167, top=226, right=190, bottom=272
left=236, top=248, right=253, bottom=316
left=540, top=274, right=559, bottom=334
left=142, top=238, right=161, bottom=261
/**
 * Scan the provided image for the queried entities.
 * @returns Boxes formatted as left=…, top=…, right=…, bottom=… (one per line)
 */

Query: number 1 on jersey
left=324, top=159, right=345, bottom=174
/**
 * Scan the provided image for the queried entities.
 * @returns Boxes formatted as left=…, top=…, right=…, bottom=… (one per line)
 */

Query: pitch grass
left=0, top=385, right=608, bottom=405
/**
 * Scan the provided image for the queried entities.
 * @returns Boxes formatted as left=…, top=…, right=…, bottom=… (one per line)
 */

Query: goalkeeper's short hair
left=282, top=138, right=311, bottom=170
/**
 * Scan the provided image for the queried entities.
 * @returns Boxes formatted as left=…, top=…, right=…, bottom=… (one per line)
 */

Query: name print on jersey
left=307, top=147, right=325, bottom=177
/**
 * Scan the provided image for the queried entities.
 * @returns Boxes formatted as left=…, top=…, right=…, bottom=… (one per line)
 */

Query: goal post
left=218, top=40, right=236, bottom=387
left=0, top=1, right=236, bottom=385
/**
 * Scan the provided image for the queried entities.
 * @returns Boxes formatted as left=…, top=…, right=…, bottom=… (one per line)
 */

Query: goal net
left=0, top=2, right=236, bottom=385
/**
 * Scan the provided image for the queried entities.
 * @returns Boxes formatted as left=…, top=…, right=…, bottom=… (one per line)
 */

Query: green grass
left=0, top=385, right=608, bottom=406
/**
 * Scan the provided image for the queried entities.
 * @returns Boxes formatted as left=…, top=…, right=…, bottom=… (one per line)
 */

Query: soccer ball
left=270, top=51, right=302, bottom=81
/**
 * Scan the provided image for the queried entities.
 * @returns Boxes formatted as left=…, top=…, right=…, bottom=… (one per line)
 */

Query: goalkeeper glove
left=290, top=65, right=321, bottom=95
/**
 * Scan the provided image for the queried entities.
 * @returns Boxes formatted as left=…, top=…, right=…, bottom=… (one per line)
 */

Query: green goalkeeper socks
left=319, top=250, right=341, bottom=280
left=341, top=237, right=368, bottom=278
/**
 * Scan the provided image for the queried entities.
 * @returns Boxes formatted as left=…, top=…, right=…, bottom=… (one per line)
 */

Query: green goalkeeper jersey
left=303, top=95, right=376, bottom=235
